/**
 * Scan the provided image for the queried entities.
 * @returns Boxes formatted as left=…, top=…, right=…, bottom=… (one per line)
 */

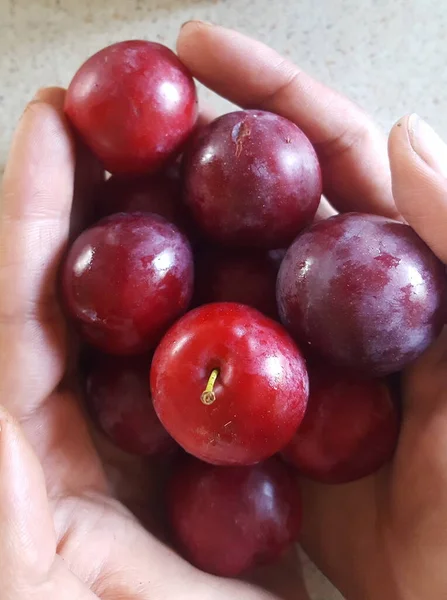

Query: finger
left=0, top=404, right=106, bottom=600
left=0, top=89, right=106, bottom=497
left=0, top=406, right=56, bottom=586
left=177, top=22, right=396, bottom=218
left=0, top=87, right=74, bottom=415
left=197, top=105, right=218, bottom=128
left=388, top=114, right=447, bottom=263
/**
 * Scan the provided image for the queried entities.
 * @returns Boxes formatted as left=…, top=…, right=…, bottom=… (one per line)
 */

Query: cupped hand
left=176, top=21, right=447, bottom=600
left=0, top=87, right=306, bottom=600
left=1, top=21, right=446, bottom=600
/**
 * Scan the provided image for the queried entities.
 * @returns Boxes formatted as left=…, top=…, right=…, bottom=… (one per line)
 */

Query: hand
left=2, top=23, right=446, bottom=600
left=175, top=21, right=447, bottom=600
left=0, top=90, right=308, bottom=599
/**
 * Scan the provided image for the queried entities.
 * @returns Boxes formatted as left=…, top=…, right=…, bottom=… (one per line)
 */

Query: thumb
left=388, top=113, right=447, bottom=263
left=388, top=115, right=447, bottom=412
left=0, top=406, right=56, bottom=589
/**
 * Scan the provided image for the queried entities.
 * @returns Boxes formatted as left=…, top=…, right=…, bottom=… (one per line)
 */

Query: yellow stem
left=201, top=369, right=219, bottom=405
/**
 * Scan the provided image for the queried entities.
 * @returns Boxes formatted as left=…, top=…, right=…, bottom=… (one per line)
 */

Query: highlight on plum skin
left=281, top=366, right=400, bottom=484
left=167, top=456, right=302, bottom=577
left=62, top=212, right=194, bottom=356
left=183, top=110, right=322, bottom=249
left=85, top=353, right=175, bottom=456
left=65, top=40, right=198, bottom=176
left=277, top=212, right=447, bottom=376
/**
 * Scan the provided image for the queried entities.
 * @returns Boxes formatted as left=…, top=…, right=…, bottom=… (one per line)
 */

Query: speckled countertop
left=1, top=0, right=447, bottom=597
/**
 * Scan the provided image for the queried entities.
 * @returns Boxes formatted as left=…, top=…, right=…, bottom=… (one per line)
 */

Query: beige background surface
left=1, top=0, right=447, bottom=597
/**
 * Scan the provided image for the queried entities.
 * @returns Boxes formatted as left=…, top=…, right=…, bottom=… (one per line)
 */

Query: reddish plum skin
left=94, top=168, right=197, bottom=242
left=65, top=41, right=198, bottom=175
left=62, top=213, right=194, bottom=355
left=193, top=248, right=280, bottom=319
left=168, top=457, right=302, bottom=576
left=277, top=213, right=447, bottom=375
left=151, top=303, right=309, bottom=465
left=95, top=168, right=181, bottom=220
left=86, top=354, right=175, bottom=456
left=183, top=110, right=322, bottom=248
left=281, top=367, right=400, bottom=483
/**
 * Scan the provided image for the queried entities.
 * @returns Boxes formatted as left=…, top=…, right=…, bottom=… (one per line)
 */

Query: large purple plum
left=277, top=212, right=447, bottom=375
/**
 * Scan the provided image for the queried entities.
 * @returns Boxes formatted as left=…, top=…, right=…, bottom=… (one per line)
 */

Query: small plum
left=168, top=457, right=302, bottom=576
left=86, top=353, right=175, bottom=456
left=94, top=168, right=197, bottom=242
left=193, top=248, right=280, bottom=319
left=281, top=366, right=399, bottom=483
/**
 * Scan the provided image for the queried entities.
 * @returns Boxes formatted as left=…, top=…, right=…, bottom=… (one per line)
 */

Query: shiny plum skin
left=65, top=41, right=198, bottom=176
left=183, top=110, right=322, bottom=249
left=86, top=353, right=175, bottom=456
left=151, top=303, right=309, bottom=466
left=193, top=248, right=280, bottom=319
left=277, top=213, right=447, bottom=376
left=62, top=213, right=194, bottom=355
left=168, top=457, right=302, bottom=576
left=281, top=366, right=399, bottom=483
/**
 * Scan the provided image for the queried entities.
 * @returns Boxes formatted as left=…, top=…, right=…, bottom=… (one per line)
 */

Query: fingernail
left=408, top=113, right=447, bottom=178
left=23, top=89, right=48, bottom=113
left=181, top=19, right=214, bottom=30
left=31, top=88, right=48, bottom=102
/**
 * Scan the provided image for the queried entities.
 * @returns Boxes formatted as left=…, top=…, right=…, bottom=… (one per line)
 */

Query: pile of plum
left=62, top=40, right=447, bottom=577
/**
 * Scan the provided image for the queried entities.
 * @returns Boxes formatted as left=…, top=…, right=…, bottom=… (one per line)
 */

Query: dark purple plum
left=94, top=167, right=198, bottom=242
left=193, top=248, right=280, bottom=319
left=183, top=110, right=322, bottom=249
left=86, top=353, right=175, bottom=456
left=277, top=212, right=447, bottom=375
left=168, top=456, right=302, bottom=577
left=95, top=167, right=181, bottom=220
